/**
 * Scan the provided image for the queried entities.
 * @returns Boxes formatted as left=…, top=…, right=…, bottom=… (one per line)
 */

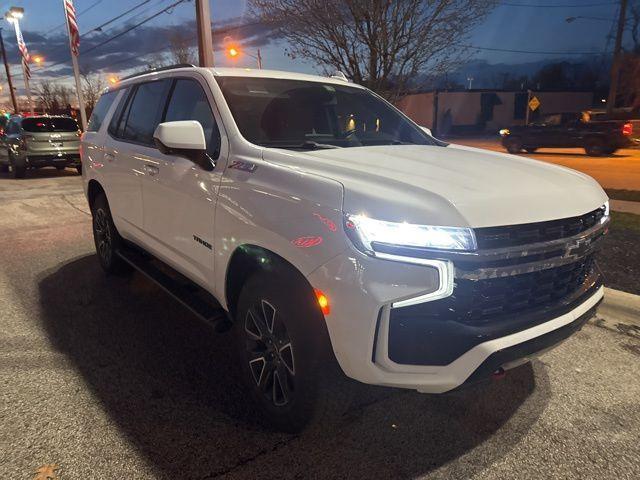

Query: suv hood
left=263, top=143, right=607, bottom=228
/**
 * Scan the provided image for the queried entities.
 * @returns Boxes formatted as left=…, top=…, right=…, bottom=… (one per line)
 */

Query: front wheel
left=235, top=271, right=350, bottom=432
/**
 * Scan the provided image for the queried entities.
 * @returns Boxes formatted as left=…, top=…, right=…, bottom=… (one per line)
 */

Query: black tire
left=234, top=270, right=351, bottom=433
left=505, top=137, right=522, bottom=154
left=76, top=165, right=82, bottom=175
left=0, top=163, right=8, bottom=173
left=11, top=163, right=26, bottom=179
left=524, top=147, right=538, bottom=153
left=585, top=138, right=606, bottom=156
left=91, top=192, right=130, bottom=275
left=8, top=152, right=26, bottom=178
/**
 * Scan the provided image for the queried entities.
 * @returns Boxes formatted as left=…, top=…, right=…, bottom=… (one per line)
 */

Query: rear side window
left=87, top=90, right=118, bottom=132
left=121, top=80, right=171, bottom=145
left=22, top=117, right=79, bottom=132
left=164, top=79, right=221, bottom=158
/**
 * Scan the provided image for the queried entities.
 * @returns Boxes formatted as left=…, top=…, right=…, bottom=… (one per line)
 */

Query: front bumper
left=308, top=213, right=608, bottom=393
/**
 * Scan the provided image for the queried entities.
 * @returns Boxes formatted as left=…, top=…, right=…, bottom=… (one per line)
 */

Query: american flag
left=13, top=22, right=30, bottom=80
left=64, top=0, right=80, bottom=56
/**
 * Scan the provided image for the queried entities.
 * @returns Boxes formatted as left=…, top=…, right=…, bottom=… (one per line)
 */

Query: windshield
left=216, top=76, right=439, bottom=149
left=21, top=117, right=79, bottom=133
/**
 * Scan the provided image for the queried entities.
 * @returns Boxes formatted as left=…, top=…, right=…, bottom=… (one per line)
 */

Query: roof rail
left=121, top=63, right=196, bottom=81
left=329, top=71, right=349, bottom=82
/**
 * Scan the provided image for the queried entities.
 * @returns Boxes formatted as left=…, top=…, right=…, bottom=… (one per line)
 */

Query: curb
left=610, top=199, right=640, bottom=215
left=599, top=287, right=640, bottom=326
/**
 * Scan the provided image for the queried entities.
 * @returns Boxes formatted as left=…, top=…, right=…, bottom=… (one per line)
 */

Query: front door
left=140, top=77, right=225, bottom=288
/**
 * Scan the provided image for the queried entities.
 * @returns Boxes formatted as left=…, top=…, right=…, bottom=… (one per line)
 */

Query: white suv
left=82, top=65, right=609, bottom=432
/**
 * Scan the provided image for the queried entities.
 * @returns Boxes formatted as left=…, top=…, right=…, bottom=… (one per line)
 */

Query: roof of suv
left=118, top=65, right=364, bottom=89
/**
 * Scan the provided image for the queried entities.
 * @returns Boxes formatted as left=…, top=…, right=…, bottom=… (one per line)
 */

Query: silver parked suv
left=0, top=115, right=81, bottom=178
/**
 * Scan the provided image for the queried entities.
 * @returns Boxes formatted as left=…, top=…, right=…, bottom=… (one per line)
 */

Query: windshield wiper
left=259, top=141, right=342, bottom=150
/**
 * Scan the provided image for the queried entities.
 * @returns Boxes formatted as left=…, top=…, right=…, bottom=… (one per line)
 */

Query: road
left=1, top=168, right=639, bottom=480
left=453, top=138, right=640, bottom=190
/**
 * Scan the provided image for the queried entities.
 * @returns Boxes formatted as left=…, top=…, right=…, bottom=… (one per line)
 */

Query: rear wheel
left=8, top=152, right=26, bottom=178
left=91, top=193, right=130, bottom=274
left=505, top=137, right=523, bottom=154
left=585, top=138, right=606, bottom=156
left=235, top=270, right=351, bottom=432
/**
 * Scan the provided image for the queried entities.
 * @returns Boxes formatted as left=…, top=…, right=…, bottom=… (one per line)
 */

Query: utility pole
left=607, top=0, right=627, bottom=114
left=195, top=0, right=214, bottom=67
left=0, top=28, right=18, bottom=113
left=525, top=89, right=532, bottom=126
left=256, top=48, right=262, bottom=69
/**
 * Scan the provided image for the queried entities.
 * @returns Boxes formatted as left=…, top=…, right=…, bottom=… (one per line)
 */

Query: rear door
left=102, top=79, right=172, bottom=240
left=140, top=76, right=225, bottom=288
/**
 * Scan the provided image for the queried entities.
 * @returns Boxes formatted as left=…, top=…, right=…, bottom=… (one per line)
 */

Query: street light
left=108, top=75, right=119, bottom=85
left=225, top=44, right=263, bottom=69
left=33, top=55, right=43, bottom=65
left=5, top=6, right=32, bottom=114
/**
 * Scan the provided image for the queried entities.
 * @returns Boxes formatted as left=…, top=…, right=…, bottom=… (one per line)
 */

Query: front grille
left=386, top=255, right=600, bottom=366
left=474, top=207, right=605, bottom=250
left=393, top=255, right=596, bottom=326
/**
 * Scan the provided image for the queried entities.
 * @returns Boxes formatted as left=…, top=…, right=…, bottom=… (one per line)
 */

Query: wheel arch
left=87, top=179, right=106, bottom=212
left=224, top=244, right=318, bottom=320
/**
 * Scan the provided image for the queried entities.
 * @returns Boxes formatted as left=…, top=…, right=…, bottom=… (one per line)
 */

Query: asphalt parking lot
left=1, top=167, right=639, bottom=480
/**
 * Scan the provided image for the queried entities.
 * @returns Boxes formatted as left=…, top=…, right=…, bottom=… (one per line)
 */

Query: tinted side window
left=108, top=87, right=132, bottom=137
left=87, top=90, right=118, bottom=132
left=164, top=79, right=221, bottom=158
left=122, top=80, right=171, bottom=145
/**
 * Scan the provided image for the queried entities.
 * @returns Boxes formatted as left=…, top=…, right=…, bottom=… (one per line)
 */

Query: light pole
left=226, top=44, right=263, bottom=69
left=195, top=0, right=214, bottom=67
left=607, top=0, right=627, bottom=113
left=5, top=6, right=33, bottom=114
left=0, top=28, right=18, bottom=113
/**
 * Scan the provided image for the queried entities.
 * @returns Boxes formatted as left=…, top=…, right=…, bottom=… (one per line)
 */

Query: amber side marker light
left=314, top=289, right=330, bottom=315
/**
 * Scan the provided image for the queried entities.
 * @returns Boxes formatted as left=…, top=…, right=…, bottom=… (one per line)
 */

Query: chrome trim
left=377, top=217, right=608, bottom=281
left=379, top=255, right=454, bottom=308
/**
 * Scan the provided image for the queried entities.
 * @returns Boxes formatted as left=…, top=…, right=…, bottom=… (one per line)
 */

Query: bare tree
left=81, top=72, right=106, bottom=115
left=168, top=31, right=197, bottom=65
left=251, top=0, right=497, bottom=97
left=36, top=80, right=59, bottom=113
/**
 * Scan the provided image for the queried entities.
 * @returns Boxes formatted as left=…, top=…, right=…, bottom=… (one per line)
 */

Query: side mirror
left=420, top=126, right=433, bottom=136
left=153, top=121, right=213, bottom=171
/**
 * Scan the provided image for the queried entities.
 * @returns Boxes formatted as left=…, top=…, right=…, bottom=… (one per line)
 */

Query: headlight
left=499, top=128, right=510, bottom=136
left=345, top=214, right=476, bottom=260
left=602, top=200, right=610, bottom=223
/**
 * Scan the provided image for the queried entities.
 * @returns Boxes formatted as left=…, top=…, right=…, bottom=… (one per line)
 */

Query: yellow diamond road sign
left=529, top=96, right=540, bottom=111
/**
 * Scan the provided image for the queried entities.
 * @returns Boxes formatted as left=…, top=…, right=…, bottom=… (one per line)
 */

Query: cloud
left=1, top=16, right=279, bottom=81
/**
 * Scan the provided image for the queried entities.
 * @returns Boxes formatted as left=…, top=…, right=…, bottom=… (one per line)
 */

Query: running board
left=117, top=248, right=231, bottom=332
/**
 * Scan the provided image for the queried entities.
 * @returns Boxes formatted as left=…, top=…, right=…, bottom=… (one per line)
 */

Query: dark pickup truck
left=499, top=112, right=639, bottom=156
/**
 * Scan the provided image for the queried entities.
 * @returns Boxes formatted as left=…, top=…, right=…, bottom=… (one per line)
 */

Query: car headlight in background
left=602, top=200, right=610, bottom=224
left=499, top=128, right=510, bottom=136
left=345, top=214, right=476, bottom=260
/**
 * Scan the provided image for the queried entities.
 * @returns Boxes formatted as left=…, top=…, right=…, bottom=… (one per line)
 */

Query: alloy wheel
left=244, top=299, right=296, bottom=407
left=94, top=208, right=113, bottom=264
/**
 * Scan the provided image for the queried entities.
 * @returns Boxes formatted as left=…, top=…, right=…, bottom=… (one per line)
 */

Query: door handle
left=144, top=164, right=159, bottom=176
